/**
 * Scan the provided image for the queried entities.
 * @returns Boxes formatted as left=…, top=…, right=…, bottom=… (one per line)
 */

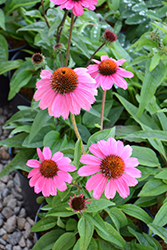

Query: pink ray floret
left=34, top=67, right=97, bottom=120
left=27, top=147, right=76, bottom=197
left=87, top=55, right=134, bottom=91
left=78, top=138, right=141, bottom=200
left=50, top=0, right=98, bottom=16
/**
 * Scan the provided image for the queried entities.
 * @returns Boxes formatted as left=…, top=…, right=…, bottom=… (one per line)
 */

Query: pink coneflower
left=78, top=138, right=141, bottom=200
left=27, top=147, right=76, bottom=197
left=34, top=67, right=97, bottom=119
left=50, top=0, right=98, bottom=16
left=68, top=193, right=92, bottom=213
left=87, top=55, right=134, bottom=91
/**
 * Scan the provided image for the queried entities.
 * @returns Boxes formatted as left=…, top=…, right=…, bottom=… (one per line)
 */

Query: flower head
left=78, top=138, right=141, bottom=200
left=87, top=55, right=134, bottom=91
left=53, top=43, right=66, bottom=53
left=34, top=67, right=97, bottom=119
left=101, top=29, right=117, bottom=45
left=50, top=0, right=98, bottom=16
left=27, top=147, right=76, bottom=197
left=32, top=53, right=46, bottom=69
left=68, top=193, right=92, bottom=212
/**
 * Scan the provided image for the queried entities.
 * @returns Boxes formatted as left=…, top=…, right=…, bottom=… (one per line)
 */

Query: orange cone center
left=98, top=59, right=117, bottom=76
left=40, top=159, right=58, bottom=178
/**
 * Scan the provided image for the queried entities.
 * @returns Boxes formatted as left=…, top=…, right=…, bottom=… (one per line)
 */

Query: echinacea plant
left=1, top=0, right=167, bottom=250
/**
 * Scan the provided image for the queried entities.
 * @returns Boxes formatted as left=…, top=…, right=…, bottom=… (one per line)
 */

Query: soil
left=7, top=37, right=26, bottom=50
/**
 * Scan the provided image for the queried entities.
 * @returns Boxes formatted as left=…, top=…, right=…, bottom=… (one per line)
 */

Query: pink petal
left=89, top=143, right=105, bottom=159
left=57, top=170, right=73, bottom=183
left=91, top=59, right=100, bottom=64
left=53, top=175, right=67, bottom=191
left=121, top=173, right=138, bottom=186
left=26, top=159, right=41, bottom=168
left=97, top=140, right=111, bottom=157
left=72, top=2, right=83, bottom=16
left=58, top=164, right=76, bottom=172
left=80, top=154, right=101, bottom=165
left=43, top=147, right=52, bottom=159
left=40, top=70, right=52, bottom=79
left=112, top=74, right=128, bottom=90
left=116, top=58, right=126, bottom=66
left=101, top=55, right=109, bottom=61
left=105, top=179, right=116, bottom=199
left=29, top=172, right=41, bottom=187
left=117, top=67, right=134, bottom=78
left=124, top=158, right=139, bottom=168
left=42, top=178, right=51, bottom=197
left=78, top=165, right=100, bottom=176
left=119, top=145, right=132, bottom=160
left=37, top=148, right=45, bottom=162
left=34, top=175, right=45, bottom=193
left=107, top=137, right=117, bottom=155
left=125, top=167, right=141, bottom=178
left=28, top=168, right=40, bottom=178
left=115, top=177, right=130, bottom=198
left=52, top=152, right=63, bottom=162
left=86, top=173, right=103, bottom=191
left=92, top=175, right=107, bottom=199
left=101, top=76, right=113, bottom=91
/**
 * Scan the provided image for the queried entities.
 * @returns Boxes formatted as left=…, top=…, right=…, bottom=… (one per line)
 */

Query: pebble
left=0, top=103, right=35, bottom=249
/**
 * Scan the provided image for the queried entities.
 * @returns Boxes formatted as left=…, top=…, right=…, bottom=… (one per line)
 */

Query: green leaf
left=137, top=60, right=166, bottom=116
left=96, top=221, right=126, bottom=249
left=18, top=22, right=46, bottom=32
left=4, top=109, right=37, bottom=126
left=87, top=127, right=115, bottom=149
left=47, top=204, right=74, bottom=218
left=138, top=178, right=167, bottom=197
left=71, top=33, right=90, bottom=58
left=155, top=169, right=167, bottom=180
left=119, top=204, right=153, bottom=224
left=73, top=139, right=82, bottom=169
left=32, top=229, right=64, bottom=250
left=8, top=0, right=41, bottom=14
left=111, top=40, right=130, bottom=62
left=0, top=133, right=28, bottom=148
left=0, top=35, right=8, bottom=63
left=153, top=203, right=167, bottom=227
left=148, top=223, right=167, bottom=243
left=112, top=0, right=120, bottom=11
left=104, top=207, right=128, bottom=231
left=134, top=196, right=157, bottom=207
left=149, top=53, right=161, bottom=71
left=9, top=70, right=33, bottom=100
left=31, top=217, right=57, bottom=232
left=0, top=148, right=35, bottom=178
left=135, top=244, right=156, bottom=250
left=66, top=218, right=77, bottom=231
left=85, top=199, right=115, bottom=213
left=52, top=232, right=76, bottom=250
left=28, top=109, right=51, bottom=144
left=78, top=216, right=94, bottom=250
left=131, top=146, right=160, bottom=167
left=0, top=60, right=23, bottom=75
left=0, top=9, right=5, bottom=30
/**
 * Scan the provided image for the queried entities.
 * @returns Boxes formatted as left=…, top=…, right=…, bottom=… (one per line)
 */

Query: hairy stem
left=71, top=113, right=85, bottom=154
left=86, top=42, right=105, bottom=67
left=41, top=0, right=50, bottom=28
left=56, top=9, right=69, bottom=43
left=100, top=90, right=106, bottom=130
left=65, top=13, right=74, bottom=67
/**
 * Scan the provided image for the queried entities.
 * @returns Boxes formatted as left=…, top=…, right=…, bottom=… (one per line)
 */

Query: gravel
left=0, top=103, right=36, bottom=249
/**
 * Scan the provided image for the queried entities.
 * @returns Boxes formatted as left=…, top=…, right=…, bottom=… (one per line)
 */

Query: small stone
left=3, top=194, right=14, bottom=206
left=0, top=238, right=6, bottom=245
left=27, top=217, right=34, bottom=226
left=0, top=149, right=9, bottom=160
left=1, top=207, right=13, bottom=219
left=19, top=236, right=26, bottom=248
left=0, top=244, right=5, bottom=250
left=13, top=173, right=21, bottom=186
left=27, top=238, right=33, bottom=248
left=11, top=188, right=22, bottom=200
left=6, top=244, right=12, bottom=250
left=24, top=222, right=31, bottom=238
left=7, top=198, right=17, bottom=209
left=7, top=179, right=14, bottom=189
left=0, top=182, right=5, bottom=192
left=3, top=234, right=8, bottom=241
left=13, top=246, right=22, bottom=250
left=23, top=248, right=28, bottom=250
left=0, top=115, right=5, bottom=124
left=0, top=228, right=6, bottom=236
left=14, top=206, right=20, bottom=215
left=16, top=185, right=22, bottom=194
left=4, top=215, right=17, bottom=233
left=19, top=208, right=26, bottom=218
left=0, top=218, right=4, bottom=227
left=17, top=217, right=26, bottom=230
left=6, top=231, right=22, bottom=245
left=2, top=187, right=10, bottom=197
left=0, top=175, right=10, bottom=183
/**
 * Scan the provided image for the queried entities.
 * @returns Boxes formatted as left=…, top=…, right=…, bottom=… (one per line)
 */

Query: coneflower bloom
left=78, top=138, right=141, bottom=200
left=27, top=147, right=76, bottom=197
left=68, top=194, right=92, bottom=213
left=34, top=67, right=97, bottom=119
left=101, top=29, right=117, bottom=45
left=50, top=0, right=98, bottom=16
left=87, top=55, right=134, bottom=91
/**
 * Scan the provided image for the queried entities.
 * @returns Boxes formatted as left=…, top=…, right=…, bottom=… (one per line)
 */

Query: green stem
left=70, top=113, right=85, bottom=155
left=100, top=90, right=106, bottom=131
left=65, top=13, right=75, bottom=67
left=56, top=9, right=69, bottom=43
left=41, top=0, right=50, bottom=28
left=86, top=42, right=105, bottom=67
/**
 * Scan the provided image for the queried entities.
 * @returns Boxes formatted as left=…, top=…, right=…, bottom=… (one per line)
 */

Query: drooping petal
left=105, top=179, right=117, bottom=199
left=43, top=147, right=52, bottom=160
left=57, top=170, right=73, bottom=183
left=78, top=165, right=100, bottom=176
left=92, top=175, right=107, bottom=199
left=115, top=177, right=130, bottom=198
left=53, top=175, right=67, bottom=191
left=117, top=67, right=134, bottom=78
left=37, top=148, right=45, bottom=162
left=86, top=173, right=103, bottom=191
